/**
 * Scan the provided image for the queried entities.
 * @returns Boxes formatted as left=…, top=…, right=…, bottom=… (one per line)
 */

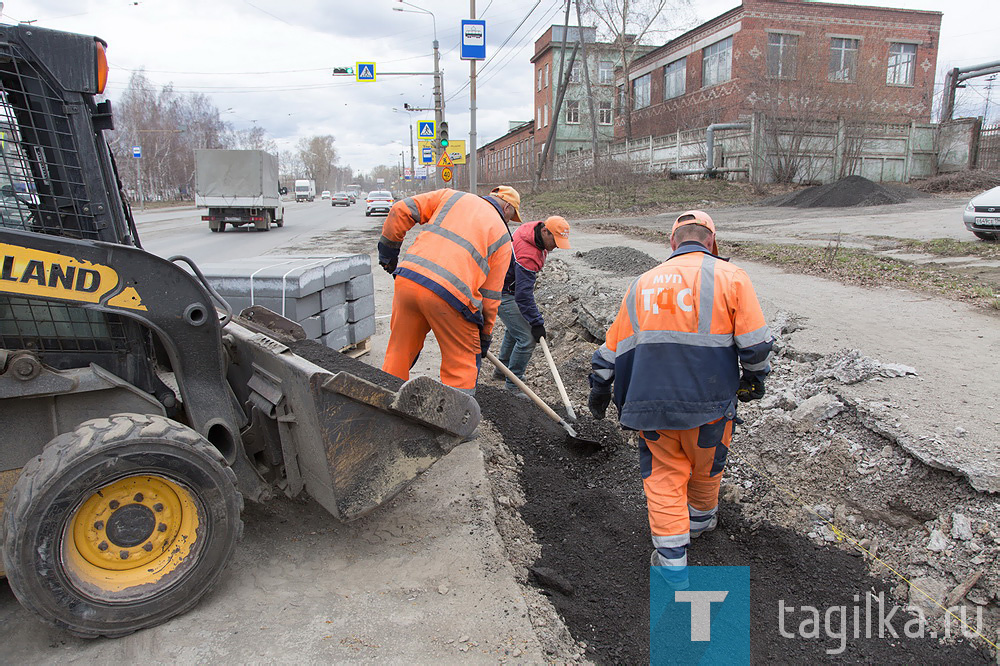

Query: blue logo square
left=650, top=565, right=750, bottom=664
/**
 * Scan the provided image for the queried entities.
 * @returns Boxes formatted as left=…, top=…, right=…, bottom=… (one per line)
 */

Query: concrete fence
left=543, top=113, right=983, bottom=185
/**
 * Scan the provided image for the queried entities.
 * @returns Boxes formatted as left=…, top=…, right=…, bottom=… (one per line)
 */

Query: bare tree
left=297, top=135, right=338, bottom=191
left=580, top=0, right=693, bottom=140
left=227, top=125, right=277, bottom=154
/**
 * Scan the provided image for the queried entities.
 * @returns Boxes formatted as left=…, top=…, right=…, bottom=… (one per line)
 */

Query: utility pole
left=409, top=123, right=416, bottom=187
left=469, top=0, right=478, bottom=194
left=985, top=74, right=996, bottom=123
left=393, top=2, right=443, bottom=186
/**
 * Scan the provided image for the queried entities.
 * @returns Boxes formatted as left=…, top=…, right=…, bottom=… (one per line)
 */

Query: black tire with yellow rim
left=1, top=413, right=243, bottom=637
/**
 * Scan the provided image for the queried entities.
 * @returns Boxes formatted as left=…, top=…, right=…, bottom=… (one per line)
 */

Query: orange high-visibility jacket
left=378, top=189, right=513, bottom=335
left=590, top=244, right=773, bottom=431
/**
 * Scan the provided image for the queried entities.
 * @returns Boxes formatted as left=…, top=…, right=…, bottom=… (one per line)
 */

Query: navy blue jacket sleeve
left=513, top=263, right=543, bottom=327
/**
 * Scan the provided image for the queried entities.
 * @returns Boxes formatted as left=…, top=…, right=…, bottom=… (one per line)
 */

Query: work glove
left=588, top=389, right=612, bottom=420
left=479, top=332, right=492, bottom=356
left=737, top=375, right=765, bottom=402
left=379, top=260, right=397, bottom=275
left=531, top=323, right=546, bottom=343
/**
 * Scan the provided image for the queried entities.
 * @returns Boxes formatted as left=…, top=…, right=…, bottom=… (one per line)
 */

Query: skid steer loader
left=0, top=25, right=479, bottom=638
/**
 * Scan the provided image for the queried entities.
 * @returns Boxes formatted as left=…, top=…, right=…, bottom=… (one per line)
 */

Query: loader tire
left=1, top=413, right=243, bottom=638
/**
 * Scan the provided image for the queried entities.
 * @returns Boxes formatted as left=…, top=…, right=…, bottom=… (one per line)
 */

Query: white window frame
left=544, top=63, right=550, bottom=87
left=633, top=73, right=651, bottom=110
left=766, top=32, right=798, bottom=80
left=599, top=60, right=614, bottom=84
left=543, top=104, right=548, bottom=127
left=598, top=100, right=613, bottom=125
left=702, top=36, right=733, bottom=88
left=663, top=58, right=686, bottom=100
left=566, top=99, right=580, bottom=124
left=537, top=68, right=543, bottom=92
left=887, top=42, right=916, bottom=86
left=829, top=37, right=859, bottom=83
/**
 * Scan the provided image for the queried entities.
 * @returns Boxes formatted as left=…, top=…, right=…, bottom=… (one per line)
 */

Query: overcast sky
left=6, top=0, right=997, bottom=172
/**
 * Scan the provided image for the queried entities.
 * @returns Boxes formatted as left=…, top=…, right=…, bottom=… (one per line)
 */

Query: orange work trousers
left=642, top=417, right=732, bottom=568
left=382, top=277, right=481, bottom=392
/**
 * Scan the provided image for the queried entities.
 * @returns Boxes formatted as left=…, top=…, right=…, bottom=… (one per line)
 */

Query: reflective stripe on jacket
left=590, top=243, right=773, bottom=431
left=378, top=189, right=512, bottom=334
left=501, top=221, right=547, bottom=327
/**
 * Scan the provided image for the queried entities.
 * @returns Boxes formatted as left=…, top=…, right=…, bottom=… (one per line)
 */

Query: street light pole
left=469, top=0, right=478, bottom=194
left=394, top=0, right=443, bottom=187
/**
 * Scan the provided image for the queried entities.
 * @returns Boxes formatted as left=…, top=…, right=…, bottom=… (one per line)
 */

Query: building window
left=617, top=84, right=625, bottom=113
left=887, top=42, right=916, bottom=86
left=543, top=104, right=548, bottom=127
left=537, top=68, right=543, bottom=92
left=544, top=63, right=550, bottom=87
left=829, top=37, right=859, bottom=82
left=663, top=58, right=686, bottom=100
left=569, top=62, right=581, bottom=83
left=566, top=100, right=580, bottom=124
left=766, top=33, right=798, bottom=79
left=599, top=60, right=614, bottom=84
left=598, top=100, right=613, bottom=125
left=702, top=36, right=732, bottom=87
left=632, top=73, right=651, bottom=109
left=536, top=106, right=541, bottom=126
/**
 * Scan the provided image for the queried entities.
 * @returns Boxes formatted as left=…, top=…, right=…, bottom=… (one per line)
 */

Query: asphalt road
left=136, top=198, right=378, bottom=263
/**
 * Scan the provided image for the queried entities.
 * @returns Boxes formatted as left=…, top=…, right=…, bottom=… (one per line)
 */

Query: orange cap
left=490, top=185, right=522, bottom=222
left=671, top=210, right=718, bottom=254
left=543, top=216, right=571, bottom=249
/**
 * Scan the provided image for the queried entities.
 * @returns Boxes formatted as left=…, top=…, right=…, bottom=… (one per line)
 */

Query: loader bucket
left=222, top=320, right=480, bottom=521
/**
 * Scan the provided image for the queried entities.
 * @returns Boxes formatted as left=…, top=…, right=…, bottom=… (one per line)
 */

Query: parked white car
left=365, top=190, right=394, bottom=217
left=963, top=186, right=1000, bottom=241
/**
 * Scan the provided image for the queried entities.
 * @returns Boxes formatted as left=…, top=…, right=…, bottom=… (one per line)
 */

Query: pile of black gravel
left=579, top=246, right=662, bottom=275
left=763, top=175, right=919, bottom=208
left=476, top=384, right=990, bottom=663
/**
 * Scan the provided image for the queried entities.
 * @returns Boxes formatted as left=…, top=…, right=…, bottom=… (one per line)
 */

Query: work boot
left=690, top=515, right=718, bottom=539
left=506, top=385, right=529, bottom=401
left=492, top=367, right=505, bottom=381
left=650, top=550, right=690, bottom=590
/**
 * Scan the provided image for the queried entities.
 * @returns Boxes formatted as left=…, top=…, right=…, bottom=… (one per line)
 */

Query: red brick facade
left=476, top=121, right=535, bottom=189
left=619, top=0, right=941, bottom=139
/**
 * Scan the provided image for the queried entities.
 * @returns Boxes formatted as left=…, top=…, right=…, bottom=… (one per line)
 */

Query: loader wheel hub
left=67, top=474, right=201, bottom=587
left=105, top=503, right=156, bottom=548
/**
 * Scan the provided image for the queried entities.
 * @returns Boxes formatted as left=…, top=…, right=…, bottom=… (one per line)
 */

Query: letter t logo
left=675, top=591, right=729, bottom=641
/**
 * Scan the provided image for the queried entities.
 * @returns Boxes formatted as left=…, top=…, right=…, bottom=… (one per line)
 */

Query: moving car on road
left=965, top=186, right=1000, bottom=240
left=347, top=192, right=357, bottom=204
left=331, top=192, right=351, bottom=207
left=366, top=190, right=394, bottom=217
left=321, top=190, right=331, bottom=199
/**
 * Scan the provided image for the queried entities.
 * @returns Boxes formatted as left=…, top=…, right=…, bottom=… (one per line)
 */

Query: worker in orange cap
left=494, top=216, right=571, bottom=393
left=588, top=210, right=773, bottom=589
left=378, top=186, right=518, bottom=393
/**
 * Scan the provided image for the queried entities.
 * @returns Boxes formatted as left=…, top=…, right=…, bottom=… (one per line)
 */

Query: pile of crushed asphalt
left=289, top=338, right=403, bottom=390
left=477, top=382, right=988, bottom=663
left=762, top=175, right=922, bottom=208
left=578, top=246, right=663, bottom=275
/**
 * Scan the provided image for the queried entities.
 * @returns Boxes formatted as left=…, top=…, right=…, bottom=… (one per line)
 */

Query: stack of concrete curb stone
left=199, top=254, right=375, bottom=351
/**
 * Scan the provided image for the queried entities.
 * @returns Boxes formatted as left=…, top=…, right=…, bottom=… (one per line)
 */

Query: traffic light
left=439, top=121, right=449, bottom=149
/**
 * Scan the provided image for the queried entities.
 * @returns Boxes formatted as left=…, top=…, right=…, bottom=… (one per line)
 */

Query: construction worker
left=587, top=210, right=772, bottom=589
left=494, top=215, right=571, bottom=392
left=378, top=186, right=519, bottom=394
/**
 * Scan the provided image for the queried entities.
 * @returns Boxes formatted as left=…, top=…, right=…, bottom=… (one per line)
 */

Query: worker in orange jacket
left=588, top=211, right=773, bottom=589
left=377, top=186, right=518, bottom=393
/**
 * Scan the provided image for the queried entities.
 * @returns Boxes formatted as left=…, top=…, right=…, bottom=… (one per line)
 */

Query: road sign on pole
left=441, top=167, right=453, bottom=182
left=436, top=151, right=454, bottom=168
left=461, top=20, right=486, bottom=61
left=132, top=146, right=141, bottom=158
left=420, top=146, right=434, bottom=165
left=417, top=120, right=436, bottom=140
left=355, top=62, right=376, bottom=82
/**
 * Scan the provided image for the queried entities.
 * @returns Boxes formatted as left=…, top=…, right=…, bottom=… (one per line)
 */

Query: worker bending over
left=588, top=210, right=772, bottom=588
left=378, top=186, right=519, bottom=393
left=494, top=215, right=571, bottom=392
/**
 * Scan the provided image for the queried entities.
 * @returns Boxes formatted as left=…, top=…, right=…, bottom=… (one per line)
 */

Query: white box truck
left=195, top=149, right=285, bottom=232
left=294, top=179, right=316, bottom=202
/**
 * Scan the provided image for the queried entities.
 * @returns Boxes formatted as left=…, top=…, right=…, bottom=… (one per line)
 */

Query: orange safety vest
left=591, top=244, right=772, bottom=430
left=379, top=189, right=512, bottom=334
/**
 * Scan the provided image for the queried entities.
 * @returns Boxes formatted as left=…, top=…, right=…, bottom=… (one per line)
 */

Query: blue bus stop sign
left=132, top=146, right=141, bottom=158
left=461, top=20, right=486, bottom=60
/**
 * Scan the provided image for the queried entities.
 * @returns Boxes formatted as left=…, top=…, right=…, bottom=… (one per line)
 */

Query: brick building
left=477, top=120, right=535, bottom=187
left=617, top=0, right=942, bottom=139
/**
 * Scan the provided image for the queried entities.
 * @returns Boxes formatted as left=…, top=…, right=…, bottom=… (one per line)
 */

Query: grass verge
left=596, top=223, right=1000, bottom=312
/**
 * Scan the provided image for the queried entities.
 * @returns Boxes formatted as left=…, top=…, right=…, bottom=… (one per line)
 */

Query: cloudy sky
left=5, top=0, right=997, bottom=172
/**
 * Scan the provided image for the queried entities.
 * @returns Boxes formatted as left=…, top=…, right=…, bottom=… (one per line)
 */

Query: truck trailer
left=195, top=149, right=285, bottom=232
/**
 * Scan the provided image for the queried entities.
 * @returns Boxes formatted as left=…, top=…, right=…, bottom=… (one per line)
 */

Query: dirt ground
left=5, top=198, right=999, bottom=662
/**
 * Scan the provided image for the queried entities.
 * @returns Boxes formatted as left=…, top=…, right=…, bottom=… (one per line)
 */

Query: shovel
left=485, top=351, right=600, bottom=454
left=538, top=337, right=576, bottom=422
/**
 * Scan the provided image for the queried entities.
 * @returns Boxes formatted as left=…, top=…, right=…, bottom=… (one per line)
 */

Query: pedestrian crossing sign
left=417, top=120, right=436, bottom=140
left=355, top=62, right=376, bottom=82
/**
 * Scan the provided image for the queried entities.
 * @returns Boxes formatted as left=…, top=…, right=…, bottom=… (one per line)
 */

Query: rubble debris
left=578, top=247, right=662, bottom=275
left=908, top=577, right=951, bottom=619
left=926, top=530, right=950, bottom=553
left=791, top=393, right=844, bottom=429
left=761, top=175, right=922, bottom=208
left=952, top=513, right=975, bottom=541
left=812, top=349, right=918, bottom=384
